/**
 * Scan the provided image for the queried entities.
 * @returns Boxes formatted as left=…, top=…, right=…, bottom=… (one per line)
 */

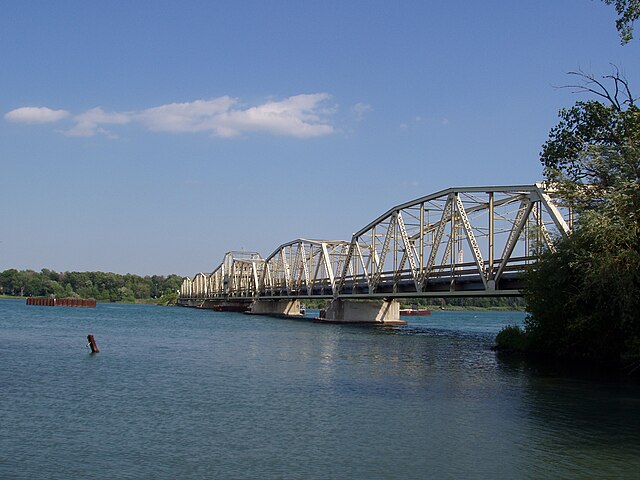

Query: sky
left=1, top=1, right=638, bottom=277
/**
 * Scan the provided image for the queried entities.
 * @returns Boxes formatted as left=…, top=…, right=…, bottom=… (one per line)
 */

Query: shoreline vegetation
left=0, top=294, right=179, bottom=306
left=0, top=269, right=181, bottom=306
left=303, top=297, right=525, bottom=311
left=496, top=68, right=639, bottom=374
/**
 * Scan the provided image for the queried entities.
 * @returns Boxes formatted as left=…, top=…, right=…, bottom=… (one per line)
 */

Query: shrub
left=495, top=325, right=529, bottom=353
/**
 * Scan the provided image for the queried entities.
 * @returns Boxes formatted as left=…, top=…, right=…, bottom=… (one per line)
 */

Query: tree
left=542, top=68, right=639, bottom=209
left=602, top=0, right=640, bottom=44
left=522, top=69, right=640, bottom=365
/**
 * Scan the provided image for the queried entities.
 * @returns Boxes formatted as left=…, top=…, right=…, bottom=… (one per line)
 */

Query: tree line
left=0, top=269, right=182, bottom=304
left=303, top=297, right=526, bottom=311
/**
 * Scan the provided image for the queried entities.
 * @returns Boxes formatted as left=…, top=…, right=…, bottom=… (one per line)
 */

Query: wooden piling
left=87, top=335, right=100, bottom=353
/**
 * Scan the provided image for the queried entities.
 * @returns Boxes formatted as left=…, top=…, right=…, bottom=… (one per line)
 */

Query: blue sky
left=1, top=1, right=638, bottom=276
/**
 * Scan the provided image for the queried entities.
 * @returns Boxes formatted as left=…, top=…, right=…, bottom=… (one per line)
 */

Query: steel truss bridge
left=180, top=184, right=571, bottom=304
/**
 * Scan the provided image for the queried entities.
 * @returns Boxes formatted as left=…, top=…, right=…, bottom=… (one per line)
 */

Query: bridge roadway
left=179, top=183, right=571, bottom=323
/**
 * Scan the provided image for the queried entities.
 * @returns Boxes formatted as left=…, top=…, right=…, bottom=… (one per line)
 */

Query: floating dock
left=26, top=297, right=97, bottom=308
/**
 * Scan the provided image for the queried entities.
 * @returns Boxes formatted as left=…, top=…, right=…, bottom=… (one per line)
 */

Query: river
left=1, top=298, right=639, bottom=479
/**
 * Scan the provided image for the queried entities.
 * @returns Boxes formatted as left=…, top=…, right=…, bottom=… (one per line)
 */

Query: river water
left=1, top=298, right=639, bottom=479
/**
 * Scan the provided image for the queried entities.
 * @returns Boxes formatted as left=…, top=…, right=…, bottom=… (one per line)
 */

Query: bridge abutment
left=320, top=299, right=406, bottom=325
left=248, top=299, right=303, bottom=317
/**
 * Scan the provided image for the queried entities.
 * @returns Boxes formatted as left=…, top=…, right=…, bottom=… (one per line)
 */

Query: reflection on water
left=494, top=352, right=640, bottom=477
left=1, top=300, right=639, bottom=479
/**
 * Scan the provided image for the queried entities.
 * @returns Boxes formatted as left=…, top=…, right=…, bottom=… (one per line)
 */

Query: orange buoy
left=87, top=334, right=100, bottom=353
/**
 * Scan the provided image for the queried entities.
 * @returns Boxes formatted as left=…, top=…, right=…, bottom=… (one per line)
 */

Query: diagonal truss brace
left=532, top=207, right=556, bottom=253
left=369, top=214, right=396, bottom=291
left=300, top=245, right=311, bottom=290
left=396, top=211, right=421, bottom=291
left=455, top=194, right=488, bottom=288
left=280, top=250, right=292, bottom=294
left=321, top=243, right=336, bottom=293
left=421, top=194, right=453, bottom=285
left=495, top=199, right=533, bottom=283
left=536, top=186, right=571, bottom=235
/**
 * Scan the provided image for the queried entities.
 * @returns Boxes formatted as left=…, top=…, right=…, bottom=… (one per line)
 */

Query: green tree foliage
left=602, top=0, right=640, bottom=44
left=157, top=290, right=180, bottom=306
left=523, top=70, right=640, bottom=365
left=0, top=268, right=183, bottom=303
left=410, top=296, right=525, bottom=310
left=542, top=69, right=639, bottom=204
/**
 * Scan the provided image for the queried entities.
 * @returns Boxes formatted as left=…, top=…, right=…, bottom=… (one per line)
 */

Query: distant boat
left=399, top=308, right=431, bottom=316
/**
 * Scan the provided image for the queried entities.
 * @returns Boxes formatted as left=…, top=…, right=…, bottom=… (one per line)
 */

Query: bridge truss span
left=180, top=183, right=572, bottom=303
left=180, top=251, right=265, bottom=300
left=336, top=184, right=571, bottom=297
left=261, top=238, right=352, bottom=298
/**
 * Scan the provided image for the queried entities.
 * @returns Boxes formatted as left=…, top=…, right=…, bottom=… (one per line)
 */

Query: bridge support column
left=248, top=299, right=303, bottom=317
left=320, top=299, right=406, bottom=324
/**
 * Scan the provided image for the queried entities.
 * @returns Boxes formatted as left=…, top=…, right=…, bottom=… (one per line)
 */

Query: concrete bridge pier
left=320, top=299, right=406, bottom=325
left=248, top=299, right=303, bottom=317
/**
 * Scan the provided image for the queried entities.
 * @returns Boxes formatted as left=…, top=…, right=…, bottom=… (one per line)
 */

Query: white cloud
left=65, top=107, right=131, bottom=137
left=135, top=97, right=236, bottom=133
left=4, top=106, right=70, bottom=124
left=215, top=94, right=334, bottom=138
left=5, top=94, right=336, bottom=139
left=352, top=102, right=372, bottom=120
